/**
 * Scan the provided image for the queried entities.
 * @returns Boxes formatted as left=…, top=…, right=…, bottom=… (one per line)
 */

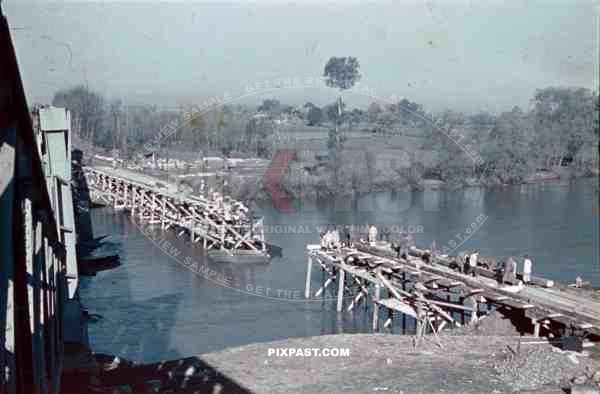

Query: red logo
left=262, top=150, right=297, bottom=213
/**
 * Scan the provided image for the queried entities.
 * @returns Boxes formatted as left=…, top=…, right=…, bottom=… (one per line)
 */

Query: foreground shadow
left=62, top=355, right=253, bottom=393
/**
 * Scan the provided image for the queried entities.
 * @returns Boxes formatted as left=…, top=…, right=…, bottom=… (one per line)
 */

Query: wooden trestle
left=84, top=166, right=266, bottom=256
left=306, top=241, right=600, bottom=341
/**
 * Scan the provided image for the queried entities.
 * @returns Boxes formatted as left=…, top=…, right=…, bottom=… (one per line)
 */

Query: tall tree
left=374, top=105, right=397, bottom=135
left=109, top=99, right=122, bottom=160
left=258, top=99, right=281, bottom=114
left=532, top=87, right=597, bottom=168
left=367, top=102, right=382, bottom=125
left=323, top=56, right=361, bottom=147
left=482, top=106, right=535, bottom=182
left=306, top=106, right=323, bottom=126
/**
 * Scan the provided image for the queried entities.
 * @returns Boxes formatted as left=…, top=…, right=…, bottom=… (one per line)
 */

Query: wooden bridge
left=84, top=166, right=268, bottom=258
left=306, top=241, right=600, bottom=342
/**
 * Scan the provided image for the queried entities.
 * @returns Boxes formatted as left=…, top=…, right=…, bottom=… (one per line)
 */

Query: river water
left=80, top=179, right=599, bottom=362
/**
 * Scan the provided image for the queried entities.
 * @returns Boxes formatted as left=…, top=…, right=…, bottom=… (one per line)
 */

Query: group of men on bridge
left=455, top=252, right=534, bottom=286
left=319, top=226, right=539, bottom=288
left=319, top=224, right=415, bottom=259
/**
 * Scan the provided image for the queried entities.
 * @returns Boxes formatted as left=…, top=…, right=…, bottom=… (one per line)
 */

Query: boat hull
left=207, top=249, right=271, bottom=264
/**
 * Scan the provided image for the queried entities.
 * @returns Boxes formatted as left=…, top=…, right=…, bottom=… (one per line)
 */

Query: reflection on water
left=80, top=179, right=599, bottom=362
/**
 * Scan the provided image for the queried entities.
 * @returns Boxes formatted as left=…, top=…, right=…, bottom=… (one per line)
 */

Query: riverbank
left=87, top=150, right=599, bottom=203
left=61, top=332, right=600, bottom=394
left=261, top=170, right=599, bottom=202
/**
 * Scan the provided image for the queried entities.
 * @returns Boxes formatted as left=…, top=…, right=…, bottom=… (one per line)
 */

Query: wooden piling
left=336, top=266, right=345, bottom=312
left=305, top=255, right=313, bottom=299
left=131, top=187, right=136, bottom=217
left=161, top=197, right=166, bottom=229
left=385, top=309, right=393, bottom=330
left=151, top=194, right=156, bottom=222
left=402, top=272, right=407, bottom=333
left=533, top=320, right=540, bottom=337
left=372, top=284, right=380, bottom=331
left=470, top=296, right=478, bottom=324
left=416, top=303, right=423, bottom=337
left=124, top=182, right=127, bottom=208
left=138, top=189, right=144, bottom=220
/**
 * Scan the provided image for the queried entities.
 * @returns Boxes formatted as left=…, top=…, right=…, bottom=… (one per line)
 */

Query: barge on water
left=207, top=217, right=281, bottom=264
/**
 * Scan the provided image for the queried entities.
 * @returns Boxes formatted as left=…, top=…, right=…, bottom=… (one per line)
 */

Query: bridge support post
left=304, top=255, right=313, bottom=299
left=470, top=296, right=478, bottom=324
left=336, top=267, right=345, bottom=312
left=151, top=194, right=156, bottom=222
left=372, top=284, right=380, bottom=331
left=402, top=272, right=406, bottom=333
left=124, top=182, right=128, bottom=210
left=161, top=197, right=166, bottom=229
left=384, top=309, right=393, bottom=330
left=138, top=190, right=143, bottom=220
left=112, top=178, right=118, bottom=209
left=416, top=304, right=423, bottom=337
left=131, top=187, right=135, bottom=217
left=533, top=319, right=540, bottom=337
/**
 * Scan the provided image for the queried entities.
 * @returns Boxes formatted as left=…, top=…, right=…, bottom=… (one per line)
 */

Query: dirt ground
left=62, top=333, right=600, bottom=394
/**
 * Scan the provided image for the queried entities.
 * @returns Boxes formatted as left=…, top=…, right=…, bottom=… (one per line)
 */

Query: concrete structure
left=1, top=7, right=87, bottom=393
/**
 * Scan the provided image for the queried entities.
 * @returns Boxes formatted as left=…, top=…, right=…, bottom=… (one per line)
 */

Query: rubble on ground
left=494, top=345, right=600, bottom=392
left=444, top=310, right=521, bottom=337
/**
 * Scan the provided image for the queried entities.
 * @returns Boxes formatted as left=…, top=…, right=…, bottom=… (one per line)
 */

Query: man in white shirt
left=523, top=255, right=532, bottom=284
left=320, top=232, right=328, bottom=250
left=331, top=228, right=340, bottom=248
left=469, top=250, right=479, bottom=277
left=368, top=224, right=378, bottom=245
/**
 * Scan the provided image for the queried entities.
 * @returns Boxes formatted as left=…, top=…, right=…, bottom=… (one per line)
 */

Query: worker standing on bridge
left=320, top=232, right=328, bottom=250
left=456, top=252, right=465, bottom=273
left=511, top=257, right=518, bottom=283
left=523, top=254, right=532, bottom=284
left=331, top=228, right=341, bottom=249
left=399, top=232, right=413, bottom=260
left=502, top=257, right=512, bottom=284
left=469, top=250, right=479, bottom=277
left=503, top=256, right=517, bottom=284
left=368, top=224, right=378, bottom=245
left=346, top=225, right=352, bottom=247
left=464, top=252, right=471, bottom=275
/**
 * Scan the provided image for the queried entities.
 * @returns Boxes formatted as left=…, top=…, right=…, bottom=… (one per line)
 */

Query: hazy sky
left=4, top=0, right=599, bottom=114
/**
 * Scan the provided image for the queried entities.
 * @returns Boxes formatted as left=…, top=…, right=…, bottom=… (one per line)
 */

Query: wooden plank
left=499, top=299, right=535, bottom=310
left=375, top=298, right=418, bottom=319
left=549, top=314, right=574, bottom=327
left=464, top=289, right=485, bottom=298
left=480, top=291, right=509, bottom=303
left=577, top=322, right=593, bottom=329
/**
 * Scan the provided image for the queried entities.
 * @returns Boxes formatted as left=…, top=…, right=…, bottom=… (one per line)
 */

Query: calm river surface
left=80, top=179, right=599, bottom=362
